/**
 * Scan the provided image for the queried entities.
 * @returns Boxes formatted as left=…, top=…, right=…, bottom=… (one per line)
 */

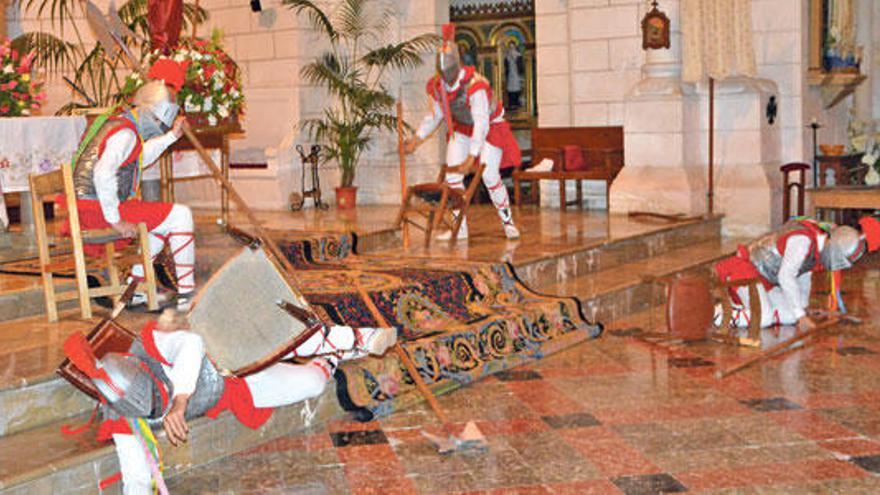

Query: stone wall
left=534, top=0, right=878, bottom=235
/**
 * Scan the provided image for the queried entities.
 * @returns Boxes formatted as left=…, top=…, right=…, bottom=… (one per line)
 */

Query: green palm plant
left=284, top=0, right=438, bottom=188
left=12, top=0, right=206, bottom=114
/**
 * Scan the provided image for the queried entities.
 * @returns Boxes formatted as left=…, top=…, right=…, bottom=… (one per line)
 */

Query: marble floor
left=162, top=253, right=880, bottom=494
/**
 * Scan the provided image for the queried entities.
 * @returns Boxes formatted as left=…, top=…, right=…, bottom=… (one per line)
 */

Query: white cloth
left=728, top=234, right=826, bottom=327
left=93, top=129, right=177, bottom=224
left=0, top=116, right=87, bottom=193
left=0, top=116, right=86, bottom=227
left=111, top=324, right=382, bottom=493
left=681, top=0, right=756, bottom=82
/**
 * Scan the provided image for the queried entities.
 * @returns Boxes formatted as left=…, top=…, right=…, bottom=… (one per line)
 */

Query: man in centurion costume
left=715, top=216, right=880, bottom=329
left=63, top=310, right=396, bottom=494
left=71, top=60, right=195, bottom=310
left=405, top=23, right=521, bottom=241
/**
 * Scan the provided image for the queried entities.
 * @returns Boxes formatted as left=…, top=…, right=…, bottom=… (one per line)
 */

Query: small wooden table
left=159, top=121, right=242, bottom=226
left=808, top=186, right=880, bottom=222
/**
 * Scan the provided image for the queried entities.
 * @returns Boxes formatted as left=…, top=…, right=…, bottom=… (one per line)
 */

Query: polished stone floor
left=164, top=254, right=880, bottom=494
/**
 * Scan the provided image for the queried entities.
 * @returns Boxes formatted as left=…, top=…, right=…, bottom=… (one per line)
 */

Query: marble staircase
left=0, top=214, right=739, bottom=494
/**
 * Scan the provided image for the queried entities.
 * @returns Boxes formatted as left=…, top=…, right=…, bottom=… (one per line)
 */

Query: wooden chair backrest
left=27, top=163, right=85, bottom=252
left=436, top=162, right=486, bottom=202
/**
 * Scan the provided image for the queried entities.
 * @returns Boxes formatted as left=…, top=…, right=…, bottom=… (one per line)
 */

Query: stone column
left=613, top=0, right=782, bottom=237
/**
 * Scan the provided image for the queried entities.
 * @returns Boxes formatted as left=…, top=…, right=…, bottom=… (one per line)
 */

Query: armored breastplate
left=748, top=221, right=820, bottom=286
left=447, top=79, right=499, bottom=127
left=73, top=118, right=140, bottom=202
left=128, top=340, right=226, bottom=428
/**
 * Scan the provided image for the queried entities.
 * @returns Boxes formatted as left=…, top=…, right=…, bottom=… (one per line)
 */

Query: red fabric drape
left=148, top=0, right=184, bottom=54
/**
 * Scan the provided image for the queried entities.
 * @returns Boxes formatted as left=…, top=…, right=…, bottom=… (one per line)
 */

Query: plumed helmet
left=93, top=353, right=163, bottom=418
left=821, top=225, right=866, bottom=271
left=132, top=80, right=180, bottom=139
left=436, top=23, right=461, bottom=86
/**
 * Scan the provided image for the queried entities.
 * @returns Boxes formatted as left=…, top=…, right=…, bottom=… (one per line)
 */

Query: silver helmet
left=132, top=80, right=179, bottom=140
left=821, top=225, right=866, bottom=271
left=437, top=23, right=461, bottom=86
left=93, top=352, right=163, bottom=418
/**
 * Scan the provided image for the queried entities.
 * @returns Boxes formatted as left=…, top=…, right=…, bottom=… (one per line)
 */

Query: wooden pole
left=353, top=277, right=454, bottom=429
left=715, top=317, right=839, bottom=379
left=708, top=77, right=715, bottom=215
left=396, top=100, right=410, bottom=248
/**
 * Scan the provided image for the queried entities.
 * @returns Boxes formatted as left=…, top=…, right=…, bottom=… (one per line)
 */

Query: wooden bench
left=512, top=126, right=624, bottom=209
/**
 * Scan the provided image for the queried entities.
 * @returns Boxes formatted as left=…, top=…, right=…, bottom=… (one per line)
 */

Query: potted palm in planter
left=284, top=0, right=438, bottom=209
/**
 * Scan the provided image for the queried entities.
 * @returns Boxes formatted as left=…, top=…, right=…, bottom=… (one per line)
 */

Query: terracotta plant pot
left=335, top=186, right=358, bottom=209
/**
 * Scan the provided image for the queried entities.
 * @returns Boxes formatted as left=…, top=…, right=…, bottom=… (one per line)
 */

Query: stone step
left=511, top=216, right=722, bottom=290
left=555, top=238, right=743, bottom=324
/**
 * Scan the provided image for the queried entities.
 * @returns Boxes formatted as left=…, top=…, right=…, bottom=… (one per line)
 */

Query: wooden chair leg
left=72, top=248, right=92, bottom=320
left=514, top=178, right=521, bottom=207
left=559, top=180, right=566, bottom=209
left=105, top=243, right=121, bottom=306
left=576, top=180, right=583, bottom=209
left=395, top=189, right=413, bottom=227
left=32, top=198, right=59, bottom=322
left=423, top=209, right=436, bottom=248
left=138, top=223, right=159, bottom=311
left=433, top=193, right=449, bottom=246
left=531, top=179, right=539, bottom=204
left=747, top=283, right=762, bottom=341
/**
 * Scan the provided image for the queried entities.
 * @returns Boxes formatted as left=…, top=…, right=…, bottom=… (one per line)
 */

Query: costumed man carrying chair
left=71, top=60, right=195, bottom=310
left=715, top=216, right=880, bottom=331
left=404, top=23, right=521, bottom=241
left=64, top=309, right=397, bottom=494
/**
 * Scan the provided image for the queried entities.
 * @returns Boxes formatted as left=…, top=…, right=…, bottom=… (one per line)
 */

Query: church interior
left=1, top=0, right=880, bottom=493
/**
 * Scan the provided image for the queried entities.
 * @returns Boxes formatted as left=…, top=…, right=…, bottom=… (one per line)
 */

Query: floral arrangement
left=121, top=34, right=243, bottom=127
left=0, top=37, right=46, bottom=117
left=847, top=111, right=880, bottom=185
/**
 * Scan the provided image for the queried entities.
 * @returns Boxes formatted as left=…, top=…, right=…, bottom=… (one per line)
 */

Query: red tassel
left=442, top=23, right=455, bottom=43
left=63, top=332, right=103, bottom=379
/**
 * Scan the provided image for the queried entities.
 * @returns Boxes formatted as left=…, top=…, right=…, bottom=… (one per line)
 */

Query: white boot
left=436, top=215, right=469, bottom=241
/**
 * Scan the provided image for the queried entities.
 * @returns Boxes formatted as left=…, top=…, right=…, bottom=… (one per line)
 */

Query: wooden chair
left=396, top=162, right=486, bottom=248
left=29, top=163, right=158, bottom=322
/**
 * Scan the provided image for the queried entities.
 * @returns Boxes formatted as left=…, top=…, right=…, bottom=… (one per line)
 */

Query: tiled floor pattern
left=165, top=257, right=880, bottom=494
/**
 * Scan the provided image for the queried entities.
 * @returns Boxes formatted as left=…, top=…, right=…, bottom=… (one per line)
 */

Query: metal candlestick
left=290, top=144, right=329, bottom=211
left=809, top=121, right=821, bottom=188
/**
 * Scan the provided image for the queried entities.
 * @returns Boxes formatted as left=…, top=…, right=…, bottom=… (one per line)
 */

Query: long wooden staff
left=396, top=100, right=410, bottom=249
left=715, top=317, right=840, bottom=379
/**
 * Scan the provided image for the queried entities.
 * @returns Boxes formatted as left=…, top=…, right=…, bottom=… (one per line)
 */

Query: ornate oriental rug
left=277, top=233, right=602, bottom=418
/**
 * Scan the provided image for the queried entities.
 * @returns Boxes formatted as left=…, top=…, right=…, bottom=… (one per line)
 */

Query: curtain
left=682, top=0, right=757, bottom=82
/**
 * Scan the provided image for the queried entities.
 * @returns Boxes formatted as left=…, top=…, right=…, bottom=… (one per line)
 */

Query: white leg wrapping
left=479, top=142, right=514, bottom=225
left=131, top=204, right=196, bottom=293
left=731, top=285, right=799, bottom=328
left=245, top=361, right=331, bottom=408
left=112, top=434, right=153, bottom=495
